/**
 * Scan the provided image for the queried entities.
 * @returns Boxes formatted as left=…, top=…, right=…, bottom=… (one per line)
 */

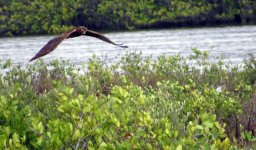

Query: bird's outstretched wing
left=30, top=28, right=77, bottom=61
left=30, top=26, right=128, bottom=62
left=85, top=30, right=128, bottom=48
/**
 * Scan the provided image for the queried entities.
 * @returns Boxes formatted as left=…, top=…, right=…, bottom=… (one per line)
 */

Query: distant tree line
left=0, top=0, right=255, bottom=36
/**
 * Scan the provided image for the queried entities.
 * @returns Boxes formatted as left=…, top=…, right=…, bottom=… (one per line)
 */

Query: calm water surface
left=0, top=25, right=256, bottom=65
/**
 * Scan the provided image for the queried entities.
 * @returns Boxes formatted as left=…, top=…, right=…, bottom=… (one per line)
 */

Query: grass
left=0, top=49, right=256, bottom=149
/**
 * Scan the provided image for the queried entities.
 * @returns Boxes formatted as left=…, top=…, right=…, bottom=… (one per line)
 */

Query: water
left=0, top=25, right=256, bottom=66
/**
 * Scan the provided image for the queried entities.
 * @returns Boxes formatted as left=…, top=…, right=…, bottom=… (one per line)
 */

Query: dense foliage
left=1, top=0, right=256, bottom=36
left=0, top=49, right=256, bottom=149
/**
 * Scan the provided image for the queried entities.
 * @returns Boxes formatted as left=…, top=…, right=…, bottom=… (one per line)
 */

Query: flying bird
left=30, top=26, right=128, bottom=61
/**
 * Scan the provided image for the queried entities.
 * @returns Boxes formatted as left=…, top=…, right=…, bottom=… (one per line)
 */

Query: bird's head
left=77, top=26, right=87, bottom=34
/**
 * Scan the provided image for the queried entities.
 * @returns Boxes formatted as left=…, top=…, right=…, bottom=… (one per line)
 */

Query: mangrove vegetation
left=0, top=50, right=256, bottom=149
left=1, top=0, right=256, bottom=36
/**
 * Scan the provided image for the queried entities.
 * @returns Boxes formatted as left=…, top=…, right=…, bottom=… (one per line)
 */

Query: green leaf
left=203, top=120, right=214, bottom=128
left=176, top=145, right=182, bottom=150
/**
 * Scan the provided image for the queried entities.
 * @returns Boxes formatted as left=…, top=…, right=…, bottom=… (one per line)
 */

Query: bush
left=1, top=1, right=256, bottom=36
left=0, top=50, right=255, bottom=149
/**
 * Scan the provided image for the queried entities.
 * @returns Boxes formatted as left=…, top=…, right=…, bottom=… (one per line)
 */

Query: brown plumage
left=30, top=26, right=128, bottom=61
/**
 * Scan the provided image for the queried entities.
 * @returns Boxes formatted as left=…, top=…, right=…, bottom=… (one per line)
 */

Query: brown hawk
left=30, top=26, right=128, bottom=61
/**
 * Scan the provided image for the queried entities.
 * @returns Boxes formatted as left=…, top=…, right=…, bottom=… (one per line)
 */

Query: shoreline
left=1, top=21, right=256, bottom=38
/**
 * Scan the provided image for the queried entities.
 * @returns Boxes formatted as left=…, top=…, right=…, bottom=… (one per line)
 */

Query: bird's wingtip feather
left=29, top=56, right=37, bottom=62
left=121, top=45, right=128, bottom=48
left=116, top=43, right=128, bottom=48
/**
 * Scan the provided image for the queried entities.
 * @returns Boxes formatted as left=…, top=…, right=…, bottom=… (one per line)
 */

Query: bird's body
left=30, top=26, right=128, bottom=61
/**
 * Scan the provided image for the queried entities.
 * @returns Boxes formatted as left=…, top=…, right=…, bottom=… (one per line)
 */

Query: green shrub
left=1, top=1, right=256, bottom=36
left=0, top=50, right=255, bottom=149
